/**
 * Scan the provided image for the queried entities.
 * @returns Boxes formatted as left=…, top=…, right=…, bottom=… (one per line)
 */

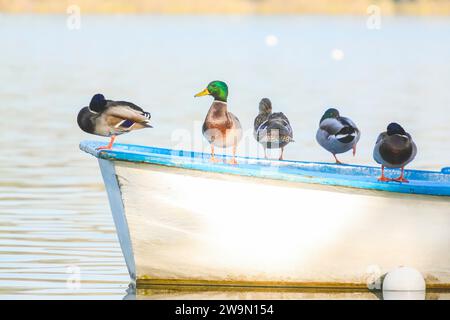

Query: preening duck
left=373, top=122, right=417, bottom=183
left=316, top=108, right=360, bottom=164
left=254, top=98, right=294, bottom=160
left=77, top=94, right=152, bottom=150
left=194, top=81, right=242, bottom=164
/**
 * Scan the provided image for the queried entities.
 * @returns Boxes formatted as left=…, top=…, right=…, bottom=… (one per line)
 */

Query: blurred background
left=1, top=0, right=450, bottom=15
left=0, top=0, right=449, bottom=299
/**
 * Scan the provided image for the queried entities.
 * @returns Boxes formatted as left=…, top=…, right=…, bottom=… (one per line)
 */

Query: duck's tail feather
left=142, top=111, right=153, bottom=127
left=143, top=111, right=151, bottom=119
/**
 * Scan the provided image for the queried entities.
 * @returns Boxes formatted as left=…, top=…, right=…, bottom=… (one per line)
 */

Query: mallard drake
left=194, top=81, right=242, bottom=164
left=316, top=108, right=360, bottom=164
left=77, top=93, right=152, bottom=150
left=254, top=98, right=293, bottom=160
left=373, top=123, right=417, bottom=183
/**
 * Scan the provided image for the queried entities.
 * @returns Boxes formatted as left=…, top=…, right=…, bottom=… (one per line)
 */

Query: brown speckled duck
left=194, top=81, right=242, bottom=164
left=254, top=98, right=294, bottom=160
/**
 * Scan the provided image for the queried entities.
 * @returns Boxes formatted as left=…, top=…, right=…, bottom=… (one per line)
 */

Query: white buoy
left=383, top=290, right=425, bottom=300
left=382, top=266, right=426, bottom=300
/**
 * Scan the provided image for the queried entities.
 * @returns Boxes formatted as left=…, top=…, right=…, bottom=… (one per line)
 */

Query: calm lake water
left=0, top=14, right=449, bottom=299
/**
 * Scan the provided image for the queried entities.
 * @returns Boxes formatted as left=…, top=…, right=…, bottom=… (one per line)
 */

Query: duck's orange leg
left=227, top=143, right=238, bottom=165
left=333, top=154, right=342, bottom=164
left=210, top=144, right=220, bottom=163
left=279, top=147, right=284, bottom=161
left=393, top=167, right=409, bottom=183
left=96, top=135, right=116, bottom=150
left=353, top=144, right=357, bottom=156
left=378, top=165, right=391, bottom=182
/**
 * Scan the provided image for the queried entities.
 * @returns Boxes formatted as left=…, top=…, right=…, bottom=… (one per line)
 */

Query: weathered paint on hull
left=98, top=159, right=450, bottom=289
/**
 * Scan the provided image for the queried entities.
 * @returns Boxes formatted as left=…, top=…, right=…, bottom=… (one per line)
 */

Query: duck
left=77, top=93, right=152, bottom=150
left=316, top=108, right=360, bottom=164
left=373, top=122, right=417, bottom=183
left=254, top=98, right=294, bottom=160
left=194, top=80, right=242, bottom=164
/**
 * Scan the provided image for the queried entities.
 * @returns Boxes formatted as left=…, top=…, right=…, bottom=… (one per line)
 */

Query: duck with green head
left=195, top=80, right=242, bottom=164
left=316, top=108, right=360, bottom=164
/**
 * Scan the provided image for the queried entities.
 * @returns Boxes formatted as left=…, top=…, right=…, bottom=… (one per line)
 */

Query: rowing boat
left=80, top=140, right=450, bottom=289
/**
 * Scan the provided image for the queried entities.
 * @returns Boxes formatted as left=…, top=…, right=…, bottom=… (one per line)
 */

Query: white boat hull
left=98, top=158, right=450, bottom=289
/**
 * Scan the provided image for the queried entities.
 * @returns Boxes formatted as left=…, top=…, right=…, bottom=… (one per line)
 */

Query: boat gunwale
left=136, top=278, right=450, bottom=290
left=80, top=140, right=450, bottom=197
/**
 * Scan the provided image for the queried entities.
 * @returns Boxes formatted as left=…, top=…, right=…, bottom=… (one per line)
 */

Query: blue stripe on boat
left=80, top=140, right=450, bottom=197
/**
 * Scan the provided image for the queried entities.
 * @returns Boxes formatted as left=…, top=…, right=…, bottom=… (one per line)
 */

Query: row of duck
left=77, top=80, right=417, bottom=183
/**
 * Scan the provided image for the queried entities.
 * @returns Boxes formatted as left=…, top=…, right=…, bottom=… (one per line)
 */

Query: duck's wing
left=227, top=112, right=242, bottom=129
left=337, top=116, right=360, bottom=143
left=317, top=117, right=359, bottom=152
left=103, top=101, right=152, bottom=130
left=254, top=113, right=269, bottom=138
left=340, top=116, right=357, bottom=128
left=269, top=112, right=293, bottom=138
left=270, top=112, right=290, bottom=124
left=112, top=101, right=144, bottom=112
left=267, top=112, right=293, bottom=139
left=339, top=117, right=359, bottom=134
left=320, top=117, right=359, bottom=144
left=319, top=118, right=342, bottom=136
